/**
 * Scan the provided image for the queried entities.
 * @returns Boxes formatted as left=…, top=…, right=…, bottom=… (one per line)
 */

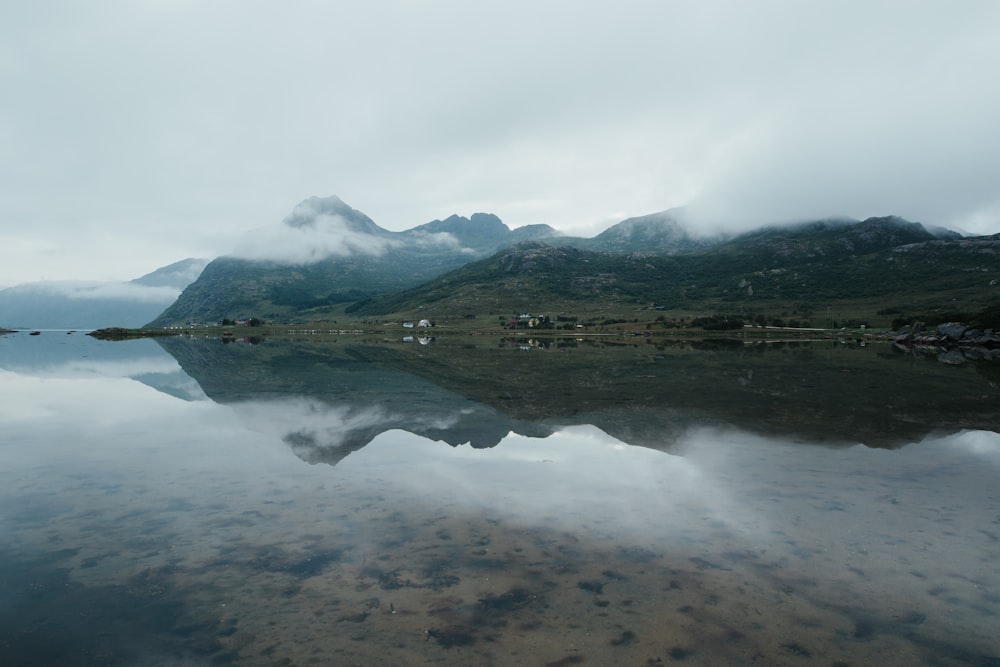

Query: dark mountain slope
left=347, top=223, right=1000, bottom=318
left=712, top=216, right=957, bottom=264
left=148, top=197, right=565, bottom=326
left=346, top=242, right=685, bottom=316
left=146, top=195, right=990, bottom=327
left=414, top=213, right=514, bottom=250
left=565, top=208, right=717, bottom=255
left=158, top=237, right=510, bottom=323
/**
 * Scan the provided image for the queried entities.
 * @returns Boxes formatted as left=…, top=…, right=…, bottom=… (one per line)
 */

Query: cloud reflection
left=341, top=424, right=756, bottom=544
left=938, top=429, right=1000, bottom=462
left=0, top=335, right=180, bottom=379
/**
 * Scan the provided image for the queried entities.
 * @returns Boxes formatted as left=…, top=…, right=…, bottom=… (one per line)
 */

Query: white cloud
left=10, top=281, right=179, bottom=303
left=406, top=230, right=468, bottom=252
left=227, top=197, right=470, bottom=263
left=228, top=213, right=400, bottom=264
left=943, top=430, right=1000, bottom=461
left=1, top=1, right=999, bottom=282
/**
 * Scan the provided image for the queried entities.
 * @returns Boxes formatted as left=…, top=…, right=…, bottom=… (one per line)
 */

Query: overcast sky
left=2, top=1, right=999, bottom=286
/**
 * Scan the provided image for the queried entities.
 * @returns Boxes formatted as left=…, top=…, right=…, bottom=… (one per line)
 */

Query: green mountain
left=563, top=208, right=717, bottom=255
left=413, top=212, right=558, bottom=249
left=146, top=194, right=998, bottom=327
left=147, top=196, right=567, bottom=325
left=348, top=219, right=999, bottom=322
left=713, top=215, right=959, bottom=263
left=147, top=195, right=703, bottom=326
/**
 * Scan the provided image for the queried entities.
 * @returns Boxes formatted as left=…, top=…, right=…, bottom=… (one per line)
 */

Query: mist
left=3, top=2, right=999, bottom=284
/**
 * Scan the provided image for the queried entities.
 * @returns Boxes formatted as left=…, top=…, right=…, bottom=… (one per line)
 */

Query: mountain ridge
left=345, top=223, right=999, bottom=321
left=145, top=194, right=995, bottom=327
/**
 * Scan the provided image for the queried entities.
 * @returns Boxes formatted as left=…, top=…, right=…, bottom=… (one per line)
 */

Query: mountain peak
left=423, top=213, right=509, bottom=233
left=856, top=215, right=961, bottom=241
left=606, top=209, right=686, bottom=235
left=131, top=258, right=210, bottom=289
left=586, top=207, right=706, bottom=254
left=282, top=195, right=384, bottom=235
left=411, top=212, right=514, bottom=249
left=468, top=212, right=506, bottom=229
left=851, top=216, right=938, bottom=246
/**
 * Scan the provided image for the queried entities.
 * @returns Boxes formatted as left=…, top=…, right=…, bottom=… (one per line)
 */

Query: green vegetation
left=147, top=217, right=1000, bottom=331
left=887, top=303, right=1000, bottom=331
left=338, top=235, right=999, bottom=330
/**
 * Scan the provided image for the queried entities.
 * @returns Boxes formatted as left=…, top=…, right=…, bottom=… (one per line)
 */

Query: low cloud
left=227, top=200, right=477, bottom=264
left=228, top=212, right=401, bottom=264
left=406, top=230, right=474, bottom=253
left=9, top=281, right=180, bottom=303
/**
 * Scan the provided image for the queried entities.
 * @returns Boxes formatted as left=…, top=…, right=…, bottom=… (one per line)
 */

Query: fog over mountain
left=3, top=3, right=999, bottom=286
left=145, top=196, right=565, bottom=327
left=0, top=259, right=208, bottom=329
left=143, top=190, right=1000, bottom=329
left=228, top=196, right=466, bottom=264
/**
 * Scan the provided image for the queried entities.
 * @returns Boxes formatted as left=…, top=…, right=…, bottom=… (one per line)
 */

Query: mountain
left=281, top=194, right=385, bottom=235
left=564, top=208, right=719, bottom=255
left=148, top=196, right=571, bottom=326
left=713, top=215, right=960, bottom=263
left=412, top=213, right=564, bottom=250
left=0, top=258, right=208, bottom=330
left=146, top=196, right=724, bottom=326
left=347, top=219, right=998, bottom=319
left=145, top=194, right=991, bottom=328
left=344, top=242, right=663, bottom=316
left=132, top=258, right=212, bottom=289
left=412, top=212, right=513, bottom=249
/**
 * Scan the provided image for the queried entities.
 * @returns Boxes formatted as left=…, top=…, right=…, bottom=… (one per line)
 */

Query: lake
left=1, top=331, right=998, bottom=666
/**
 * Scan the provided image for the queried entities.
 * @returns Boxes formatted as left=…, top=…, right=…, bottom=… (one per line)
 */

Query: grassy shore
left=89, top=317, right=884, bottom=343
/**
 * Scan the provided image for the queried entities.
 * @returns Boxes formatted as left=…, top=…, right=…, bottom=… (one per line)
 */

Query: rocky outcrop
left=88, top=327, right=180, bottom=340
left=893, top=321, right=1000, bottom=361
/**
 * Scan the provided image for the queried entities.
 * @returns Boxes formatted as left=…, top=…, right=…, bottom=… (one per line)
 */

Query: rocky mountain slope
left=346, top=220, right=1000, bottom=320
left=151, top=195, right=707, bottom=326
left=146, top=195, right=997, bottom=327
left=148, top=196, right=564, bottom=326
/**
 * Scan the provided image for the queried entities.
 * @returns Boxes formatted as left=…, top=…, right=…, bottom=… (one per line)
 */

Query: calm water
left=1, top=331, right=998, bottom=666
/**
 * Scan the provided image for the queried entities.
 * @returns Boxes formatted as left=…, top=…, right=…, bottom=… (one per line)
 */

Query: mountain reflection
left=150, top=335, right=1000, bottom=461
left=3, top=332, right=1000, bottom=666
left=230, top=397, right=553, bottom=466
left=4, top=332, right=997, bottom=461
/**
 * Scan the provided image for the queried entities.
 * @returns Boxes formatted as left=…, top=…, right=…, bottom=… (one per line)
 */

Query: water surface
left=1, top=332, right=998, bottom=665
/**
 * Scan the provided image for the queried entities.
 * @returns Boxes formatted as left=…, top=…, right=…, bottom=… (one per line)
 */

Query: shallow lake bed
left=1, top=333, right=997, bottom=665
